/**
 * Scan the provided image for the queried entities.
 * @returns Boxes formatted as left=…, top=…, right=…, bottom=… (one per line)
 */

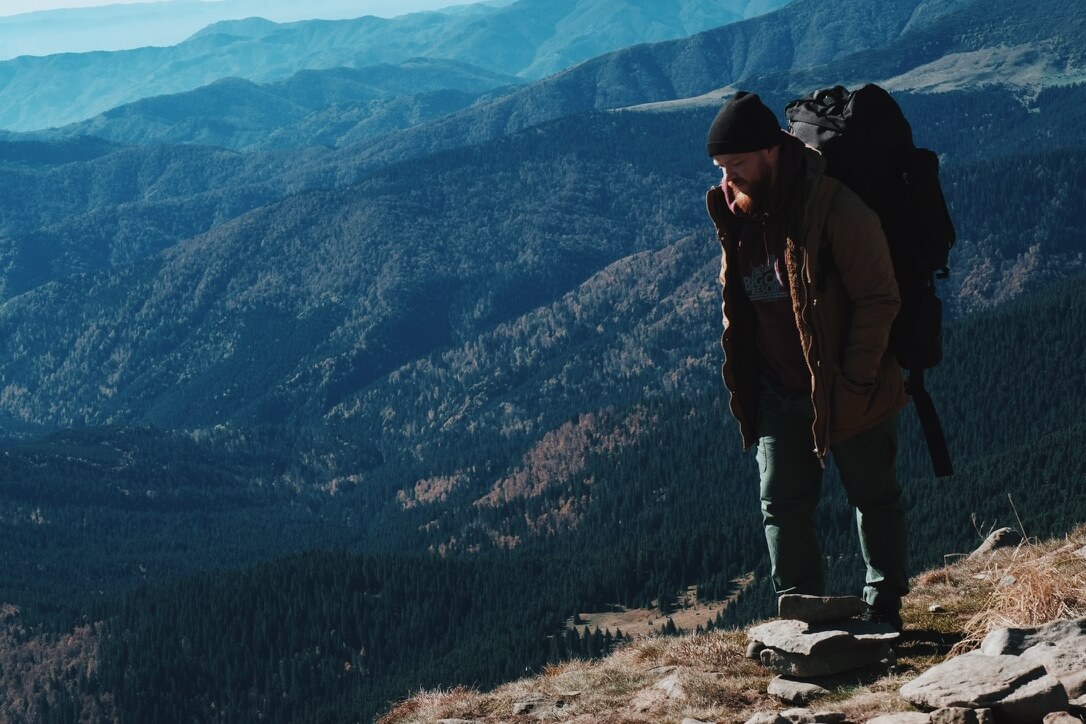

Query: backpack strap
left=804, top=174, right=839, bottom=292
left=906, top=369, right=954, bottom=477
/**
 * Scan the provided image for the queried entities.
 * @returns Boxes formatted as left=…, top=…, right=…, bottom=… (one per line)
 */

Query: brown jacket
left=706, top=143, right=906, bottom=460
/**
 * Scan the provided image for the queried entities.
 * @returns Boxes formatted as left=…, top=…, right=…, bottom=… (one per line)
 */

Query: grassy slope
left=378, top=526, right=1086, bottom=723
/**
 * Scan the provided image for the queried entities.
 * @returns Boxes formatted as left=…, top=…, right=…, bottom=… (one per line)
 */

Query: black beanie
left=705, top=91, right=781, bottom=157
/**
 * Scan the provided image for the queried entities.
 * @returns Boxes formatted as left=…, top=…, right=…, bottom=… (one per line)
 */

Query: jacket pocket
left=831, top=366, right=877, bottom=426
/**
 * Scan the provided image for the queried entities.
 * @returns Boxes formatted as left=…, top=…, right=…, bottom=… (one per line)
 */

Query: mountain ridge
left=0, top=0, right=791, bottom=131
left=45, top=59, right=521, bottom=151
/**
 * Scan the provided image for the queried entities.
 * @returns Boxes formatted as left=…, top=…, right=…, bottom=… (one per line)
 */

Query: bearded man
left=704, top=91, right=909, bottom=629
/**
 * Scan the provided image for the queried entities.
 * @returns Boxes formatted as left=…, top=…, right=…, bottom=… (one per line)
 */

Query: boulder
left=749, top=619, right=899, bottom=656
left=981, top=619, right=1086, bottom=656
left=981, top=618, right=1086, bottom=698
left=1021, top=640, right=1086, bottom=698
left=760, top=641, right=892, bottom=678
left=768, top=676, right=831, bottom=705
left=746, top=714, right=789, bottom=724
left=900, top=652, right=1068, bottom=723
left=778, top=595, right=867, bottom=624
left=750, top=619, right=852, bottom=657
left=997, top=672, right=1071, bottom=723
left=867, top=714, right=930, bottom=724
left=1042, top=713, right=1082, bottom=724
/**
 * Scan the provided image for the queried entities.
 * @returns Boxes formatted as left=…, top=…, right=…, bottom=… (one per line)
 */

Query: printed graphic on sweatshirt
left=743, top=254, right=788, bottom=302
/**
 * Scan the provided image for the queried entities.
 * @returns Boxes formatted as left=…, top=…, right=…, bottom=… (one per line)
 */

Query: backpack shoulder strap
left=804, top=173, right=841, bottom=292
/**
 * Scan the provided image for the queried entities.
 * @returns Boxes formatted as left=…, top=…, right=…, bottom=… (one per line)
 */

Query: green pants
left=755, top=383, right=909, bottom=610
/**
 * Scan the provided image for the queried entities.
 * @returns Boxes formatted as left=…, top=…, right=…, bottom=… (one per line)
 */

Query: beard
left=727, top=181, right=757, bottom=215
left=726, top=176, right=768, bottom=215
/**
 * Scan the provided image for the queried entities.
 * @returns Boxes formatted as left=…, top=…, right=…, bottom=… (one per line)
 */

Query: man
left=703, top=91, right=909, bottom=629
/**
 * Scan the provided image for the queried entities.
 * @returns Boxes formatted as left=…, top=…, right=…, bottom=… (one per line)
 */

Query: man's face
left=712, top=147, right=777, bottom=215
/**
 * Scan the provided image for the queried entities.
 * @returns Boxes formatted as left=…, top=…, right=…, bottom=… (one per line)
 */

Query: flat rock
left=867, top=714, right=930, bottom=724
left=749, top=619, right=899, bottom=657
left=682, top=719, right=712, bottom=724
left=1058, top=669, right=1086, bottom=700
left=746, top=713, right=789, bottom=724
left=768, top=676, right=831, bottom=705
left=981, top=618, right=1086, bottom=656
left=1043, top=713, right=1083, bottom=724
left=511, top=693, right=548, bottom=715
left=761, top=641, right=892, bottom=677
left=997, top=671, right=1069, bottom=723
left=1021, top=640, right=1086, bottom=697
left=750, top=620, right=852, bottom=656
left=901, top=652, right=1068, bottom=721
left=778, top=595, right=867, bottom=624
left=930, top=707, right=994, bottom=724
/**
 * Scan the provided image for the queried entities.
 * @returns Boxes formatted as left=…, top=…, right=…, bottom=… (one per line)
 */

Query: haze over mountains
left=0, top=0, right=1084, bottom=720
left=0, top=0, right=498, bottom=60
left=0, top=0, right=791, bottom=131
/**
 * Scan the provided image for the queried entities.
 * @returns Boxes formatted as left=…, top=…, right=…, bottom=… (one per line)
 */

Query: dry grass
left=950, top=527, right=1086, bottom=654
left=377, top=526, right=1086, bottom=723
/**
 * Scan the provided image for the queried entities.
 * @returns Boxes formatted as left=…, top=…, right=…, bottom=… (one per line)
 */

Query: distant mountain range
left=0, top=0, right=506, bottom=60
left=37, top=0, right=1080, bottom=158
left=47, top=59, right=521, bottom=151
left=0, top=0, right=791, bottom=131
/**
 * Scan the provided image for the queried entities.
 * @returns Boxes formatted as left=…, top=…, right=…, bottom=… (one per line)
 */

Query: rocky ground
left=377, top=525, right=1086, bottom=724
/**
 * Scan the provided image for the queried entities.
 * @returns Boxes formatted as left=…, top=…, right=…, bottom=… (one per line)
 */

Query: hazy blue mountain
left=2, top=0, right=1080, bottom=314
left=733, top=0, right=1086, bottom=98
left=0, top=0, right=489, bottom=60
left=40, top=0, right=1051, bottom=156
left=49, top=59, right=520, bottom=150
left=0, top=0, right=791, bottom=132
left=345, top=0, right=1077, bottom=171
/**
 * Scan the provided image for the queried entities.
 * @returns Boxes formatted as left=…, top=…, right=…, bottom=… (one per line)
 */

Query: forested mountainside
left=46, top=59, right=521, bottom=151
left=0, top=86, right=1083, bottom=438
left=0, top=0, right=791, bottom=132
left=6, top=273, right=1084, bottom=724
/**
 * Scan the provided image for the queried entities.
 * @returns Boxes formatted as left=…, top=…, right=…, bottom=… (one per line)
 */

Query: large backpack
left=785, top=84, right=956, bottom=477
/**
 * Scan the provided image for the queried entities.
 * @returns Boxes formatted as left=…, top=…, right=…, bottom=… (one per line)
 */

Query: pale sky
left=0, top=0, right=476, bottom=58
left=0, top=0, right=168, bottom=16
left=0, top=0, right=459, bottom=18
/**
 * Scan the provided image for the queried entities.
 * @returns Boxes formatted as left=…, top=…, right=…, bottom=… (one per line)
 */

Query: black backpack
left=785, top=84, right=956, bottom=477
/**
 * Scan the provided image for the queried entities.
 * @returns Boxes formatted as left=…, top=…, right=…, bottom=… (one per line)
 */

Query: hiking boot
left=860, top=603, right=903, bottom=633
